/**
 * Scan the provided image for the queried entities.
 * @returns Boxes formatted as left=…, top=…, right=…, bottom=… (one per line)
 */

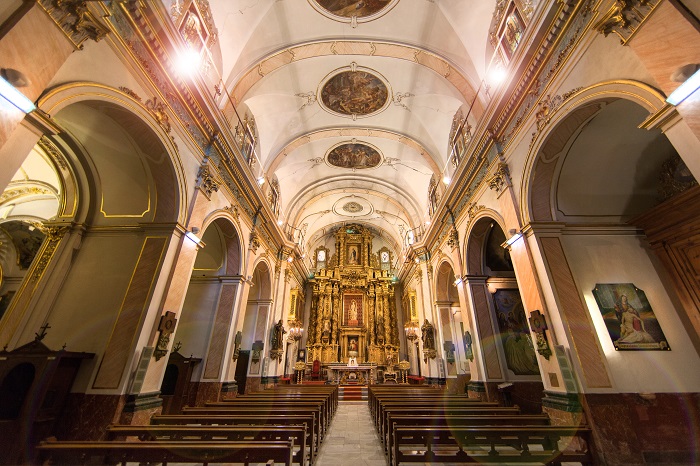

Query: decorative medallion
left=343, top=202, right=363, bottom=213
left=309, top=0, right=398, bottom=25
left=319, top=65, right=390, bottom=118
left=327, top=141, right=382, bottom=169
left=333, top=196, right=373, bottom=218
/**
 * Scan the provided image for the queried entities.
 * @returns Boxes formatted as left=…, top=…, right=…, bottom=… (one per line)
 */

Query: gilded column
left=331, top=282, right=340, bottom=345
left=383, top=283, right=391, bottom=346
left=375, top=285, right=384, bottom=345
left=368, top=283, right=376, bottom=345
left=389, top=285, right=398, bottom=345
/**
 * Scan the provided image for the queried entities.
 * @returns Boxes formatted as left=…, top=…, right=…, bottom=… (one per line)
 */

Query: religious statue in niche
left=421, top=319, right=435, bottom=350
left=344, top=295, right=362, bottom=326
left=347, top=244, right=359, bottom=265
left=422, top=319, right=437, bottom=361
left=270, top=319, right=286, bottom=361
left=592, top=283, right=670, bottom=351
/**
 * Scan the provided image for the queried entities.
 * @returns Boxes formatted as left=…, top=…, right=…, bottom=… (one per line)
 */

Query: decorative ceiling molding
left=227, top=40, right=481, bottom=114
left=266, top=127, right=440, bottom=174
left=287, top=182, right=418, bottom=231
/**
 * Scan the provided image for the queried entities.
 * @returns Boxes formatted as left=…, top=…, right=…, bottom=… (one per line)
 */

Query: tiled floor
left=314, top=400, right=387, bottom=466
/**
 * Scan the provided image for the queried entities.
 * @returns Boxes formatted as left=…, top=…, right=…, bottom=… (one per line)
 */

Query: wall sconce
left=502, top=228, right=522, bottom=247
left=667, top=63, right=700, bottom=105
left=404, top=321, right=419, bottom=342
left=185, top=226, right=202, bottom=245
left=288, top=319, right=303, bottom=341
left=0, top=69, right=35, bottom=113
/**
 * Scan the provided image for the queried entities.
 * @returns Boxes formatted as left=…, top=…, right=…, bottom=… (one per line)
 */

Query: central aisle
left=314, top=400, right=387, bottom=466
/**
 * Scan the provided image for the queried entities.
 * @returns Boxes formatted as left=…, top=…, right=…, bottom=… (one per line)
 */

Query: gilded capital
left=38, top=0, right=111, bottom=50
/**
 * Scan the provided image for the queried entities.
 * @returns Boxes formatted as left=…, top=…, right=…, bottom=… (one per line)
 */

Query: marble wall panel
left=93, top=237, right=168, bottom=389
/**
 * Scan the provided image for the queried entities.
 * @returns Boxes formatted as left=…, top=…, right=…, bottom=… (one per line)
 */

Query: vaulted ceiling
left=204, top=0, right=499, bottom=251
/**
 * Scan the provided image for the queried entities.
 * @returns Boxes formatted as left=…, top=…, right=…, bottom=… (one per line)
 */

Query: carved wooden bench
left=183, top=404, right=325, bottom=440
left=150, top=413, right=318, bottom=463
left=391, top=426, right=593, bottom=466
left=106, top=424, right=307, bottom=466
left=385, top=414, right=551, bottom=464
left=378, top=405, right=521, bottom=442
left=36, top=439, right=294, bottom=465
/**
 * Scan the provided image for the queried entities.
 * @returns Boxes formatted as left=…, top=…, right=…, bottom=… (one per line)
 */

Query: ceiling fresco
left=320, top=69, right=389, bottom=117
left=327, top=142, right=382, bottom=169
left=206, top=0, right=497, bottom=250
left=312, top=0, right=395, bottom=19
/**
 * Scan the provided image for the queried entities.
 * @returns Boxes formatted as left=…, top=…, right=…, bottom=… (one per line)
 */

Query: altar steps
left=339, top=385, right=368, bottom=401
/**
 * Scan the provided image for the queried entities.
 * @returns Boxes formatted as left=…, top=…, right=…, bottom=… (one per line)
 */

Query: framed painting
left=493, top=289, right=539, bottom=375
left=343, top=294, right=363, bottom=327
left=346, top=244, right=360, bottom=265
left=592, top=283, right=670, bottom=350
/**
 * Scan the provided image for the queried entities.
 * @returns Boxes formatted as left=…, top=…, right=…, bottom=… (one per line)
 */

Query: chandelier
left=404, top=321, right=419, bottom=342
left=288, top=319, right=304, bottom=341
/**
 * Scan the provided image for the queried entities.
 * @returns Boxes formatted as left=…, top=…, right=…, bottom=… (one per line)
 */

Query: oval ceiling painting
left=327, top=143, right=382, bottom=169
left=313, top=0, right=394, bottom=19
left=321, top=70, right=389, bottom=117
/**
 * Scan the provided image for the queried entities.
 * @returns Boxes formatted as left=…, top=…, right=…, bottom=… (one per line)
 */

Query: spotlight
left=442, top=176, right=451, bottom=185
left=175, top=48, right=201, bottom=77
left=257, top=177, right=265, bottom=186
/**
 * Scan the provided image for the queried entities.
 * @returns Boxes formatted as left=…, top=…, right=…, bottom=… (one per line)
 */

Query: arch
left=37, top=83, right=187, bottom=225
left=522, top=80, right=669, bottom=225
left=435, top=259, right=459, bottom=304
left=266, top=127, right=441, bottom=175
left=227, top=40, right=482, bottom=118
left=464, top=212, right=508, bottom=276
left=199, top=214, right=244, bottom=276
left=248, top=259, right=273, bottom=301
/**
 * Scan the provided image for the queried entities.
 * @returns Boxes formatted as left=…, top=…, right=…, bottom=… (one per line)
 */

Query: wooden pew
left=184, top=404, right=326, bottom=440
left=236, top=392, right=335, bottom=418
left=373, top=397, right=499, bottom=426
left=391, top=425, right=593, bottom=466
left=378, top=405, right=519, bottom=441
left=36, top=439, right=294, bottom=465
left=385, top=414, right=551, bottom=465
left=212, top=396, right=333, bottom=426
left=106, top=424, right=307, bottom=466
left=150, top=413, right=318, bottom=463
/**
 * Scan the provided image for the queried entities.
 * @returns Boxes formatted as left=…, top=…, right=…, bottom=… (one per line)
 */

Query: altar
left=327, top=362, right=376, bottom=385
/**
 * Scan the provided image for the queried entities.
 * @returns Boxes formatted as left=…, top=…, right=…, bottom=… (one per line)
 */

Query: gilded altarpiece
left=307, top=224, right=399, bottom=365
